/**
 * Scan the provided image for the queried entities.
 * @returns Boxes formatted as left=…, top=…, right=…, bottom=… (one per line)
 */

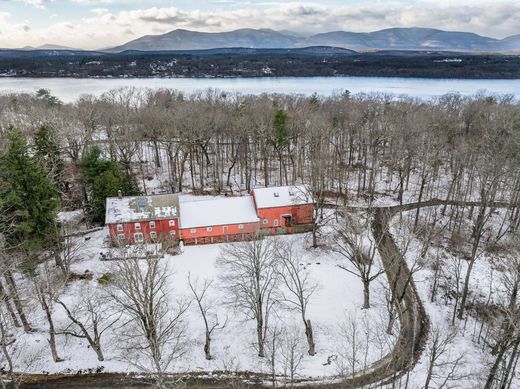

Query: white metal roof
left=105, top=194, right=180, bottom=224
left=253, top=185, right=313, bottom=209
left=179, top=195, right=259, bottom=229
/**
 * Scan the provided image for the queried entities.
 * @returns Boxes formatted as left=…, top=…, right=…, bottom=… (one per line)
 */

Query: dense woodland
left=1, top=51, right=520, bottom=78
left=0, top=88, right=519, bottom=387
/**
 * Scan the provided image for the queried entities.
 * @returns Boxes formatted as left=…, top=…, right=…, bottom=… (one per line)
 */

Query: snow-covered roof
left=105, top=194, right=180, bottom=224
left=179, top=195, right=259, bottom=229
left=253, top=185, right=314, bottom=209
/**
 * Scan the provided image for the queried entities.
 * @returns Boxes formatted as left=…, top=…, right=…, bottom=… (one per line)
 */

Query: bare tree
left=0, top=304, right=17, bottom=389
left=33, top=262, right=66, bottom=363
left=217, top=236, right=280, bottom=358
left=54, top=230, right=84, bottom=276
left=264, top=327, right=282, bottom=388
left=56, top=289, right=120, bottom=362
left=334, top=211, right=384, bottom=309
left=273, top=240, right=318, bottom=356
left=109, top=255, right=189, bottom=387
left=423, top=324, right=467, bottom=389
left=187, top=274, right=226, bottom=360
left=484, top=254, right=520, bottom=389
left=279, top=327, right=305, bottom=387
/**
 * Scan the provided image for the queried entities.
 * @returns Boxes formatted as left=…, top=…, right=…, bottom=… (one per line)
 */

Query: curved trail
left=18, top=198, right=515, bottom=388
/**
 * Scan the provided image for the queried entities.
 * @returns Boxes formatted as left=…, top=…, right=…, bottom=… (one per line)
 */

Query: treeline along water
left=1, top=76, right=520, bottom=102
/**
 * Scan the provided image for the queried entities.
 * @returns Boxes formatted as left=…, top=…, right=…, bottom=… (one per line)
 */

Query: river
left=1, top=76, right=519, bottom=102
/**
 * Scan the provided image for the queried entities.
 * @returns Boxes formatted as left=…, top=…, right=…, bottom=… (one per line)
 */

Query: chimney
left=118, top=190, right=122, bottom=199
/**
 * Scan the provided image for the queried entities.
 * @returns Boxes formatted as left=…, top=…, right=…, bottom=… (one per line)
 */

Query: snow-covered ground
left=12, top=228, right=393, bottom=381
left=389, top=208, right=519, bottom=388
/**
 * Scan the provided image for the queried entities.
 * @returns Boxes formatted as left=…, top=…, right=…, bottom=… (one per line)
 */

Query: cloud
left=0, top=1, right=519, bottom=49
left=91, top=7, right=110, bottom=15
left=22, top=0, right=45, bottom=8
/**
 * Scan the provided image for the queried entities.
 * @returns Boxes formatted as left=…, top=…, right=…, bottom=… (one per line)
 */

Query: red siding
left=256, top=204, right=314, bottom=229
left=108, top=217, right=179, bottom=244
left=180, top=222, right=259, bottom=245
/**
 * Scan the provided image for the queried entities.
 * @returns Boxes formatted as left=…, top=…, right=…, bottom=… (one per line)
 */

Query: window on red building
left=134, top=232, right=144, bottom=243
left=150, top=221, right=156, bottom=229
left=117, top=224, right=123, bottom=232
left=169, top=220, right=175, bottom=227
left=135, top=223, right=141, bottom=231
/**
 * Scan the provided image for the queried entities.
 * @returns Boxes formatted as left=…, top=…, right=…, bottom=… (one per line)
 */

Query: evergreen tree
left=0, top=127, right=60, bottom=253
left=273, top=109, right=290, bottom=149
left=36, top=89, right=62, bottom=107
left=81, top=146, right=139, bottom=223
left=33, top=126, right=65, bottom=191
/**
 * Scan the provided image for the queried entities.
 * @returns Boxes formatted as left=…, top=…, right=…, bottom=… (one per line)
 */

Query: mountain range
left=106, top=27, right=520, bottom=53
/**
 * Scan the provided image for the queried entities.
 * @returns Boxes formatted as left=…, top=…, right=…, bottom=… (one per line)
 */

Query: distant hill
left=108, top=28, right=300, bottom=52
left=21, top=44, right=80, bottom=51
left=106, top=27, right=520, bottom=53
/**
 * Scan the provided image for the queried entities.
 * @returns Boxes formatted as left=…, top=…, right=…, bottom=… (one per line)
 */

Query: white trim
left=262, top=219, right=268, bottom=225
left=134, top=232, right=144, bottom=243
left=169, top=219, right=175, bottom=227
left=150, top=231, right=157, bottom=239
left=134, top=222, right=141, bottom=231
left=207, top=227, right=213, bottom=232
left=149, top=221, right=156, bottom=229
left=116, top=224, right=123, bottom=232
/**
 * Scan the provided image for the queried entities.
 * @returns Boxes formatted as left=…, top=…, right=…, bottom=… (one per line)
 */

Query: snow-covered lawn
left=13, top=228, right=392, bottom=380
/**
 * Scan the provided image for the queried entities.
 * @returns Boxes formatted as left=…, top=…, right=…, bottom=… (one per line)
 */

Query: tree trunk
left=41, top=296, right=63, bottom=363
left=257, top=322, right=265, bottom=357
left=499, top=338, right=520, bottom=389
left=484, top=344, right=507, bottom=389
left=304, top=319, right=316, bottom=356
left=458, top=257, right=476, bottom=320
left=362, top=278, right=370, bottom=309
left=204, top=331, right=212, bottom=360
left=0, top=280, right=20, bottom=328
left=4, top=272, right=31, bottom=333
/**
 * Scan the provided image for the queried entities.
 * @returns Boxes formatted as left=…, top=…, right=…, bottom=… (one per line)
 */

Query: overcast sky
left=1, top=0, right=519, bottom=49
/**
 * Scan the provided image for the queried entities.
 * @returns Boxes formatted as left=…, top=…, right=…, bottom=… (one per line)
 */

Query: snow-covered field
left=13, top=228, right=393, bottom=381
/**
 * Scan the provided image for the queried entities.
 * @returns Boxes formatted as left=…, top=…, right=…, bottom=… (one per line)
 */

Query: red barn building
left=105, top=185, right=314, bottom=246
left=252, top=185, right=315, bottom=234
left=106, top=193, right=180, bottom=244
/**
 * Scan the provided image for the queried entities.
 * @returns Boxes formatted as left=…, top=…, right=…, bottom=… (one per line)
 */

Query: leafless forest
left=0, top=88, right=519, bottom=388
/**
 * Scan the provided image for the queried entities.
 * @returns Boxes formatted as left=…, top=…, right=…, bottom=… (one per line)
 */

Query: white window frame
left=262, top=219, right=269, bottom=225
left=273, top=219, right=279, bottom=227
left=150, top=231, right=157, bottom=239
left=134, top=223, right=141, bottom=231
left=207, top=227, right=213, bottom=232
left=238, top=224, right=244, bottom=230
left=149, top=221, right=156, bottom=229
left=170, top=230, right=176, bottom=237
left=134, top=232, right=144, bottom=243
left=117, top=233, right=125, bottom=241
left=169, top=220, right=175, bottom=227
left=116, top=224, right=123, bottom=232
left=190, top=228, right=197, bottom=233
